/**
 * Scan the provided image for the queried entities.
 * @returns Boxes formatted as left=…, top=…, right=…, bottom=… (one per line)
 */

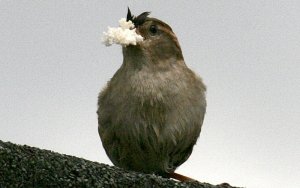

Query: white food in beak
left=102, top=18, right=143, bottom=47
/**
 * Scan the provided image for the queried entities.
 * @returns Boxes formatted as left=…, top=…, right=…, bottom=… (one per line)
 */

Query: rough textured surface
left=0, top=140, right=240, bottom=188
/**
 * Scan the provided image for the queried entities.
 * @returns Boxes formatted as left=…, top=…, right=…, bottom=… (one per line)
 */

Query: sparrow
left=97, top=8, right=206, bottom=181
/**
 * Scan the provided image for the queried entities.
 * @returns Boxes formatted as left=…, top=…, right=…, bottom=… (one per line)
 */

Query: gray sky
left=1, top=1, right=299, bottom=187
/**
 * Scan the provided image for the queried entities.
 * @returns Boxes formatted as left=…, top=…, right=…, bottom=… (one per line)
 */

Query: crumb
left=102, top=18, right=143, bottom=47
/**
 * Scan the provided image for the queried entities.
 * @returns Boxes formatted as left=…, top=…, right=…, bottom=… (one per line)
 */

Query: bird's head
left=123, top=8, right=184, bottom=67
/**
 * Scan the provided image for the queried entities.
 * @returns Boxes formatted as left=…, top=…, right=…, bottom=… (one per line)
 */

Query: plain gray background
left=1, top=1, right=299, bottom=187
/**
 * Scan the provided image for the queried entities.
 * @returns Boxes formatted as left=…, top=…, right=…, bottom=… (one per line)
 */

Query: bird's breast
left=128, top=65, right=189, bottom=102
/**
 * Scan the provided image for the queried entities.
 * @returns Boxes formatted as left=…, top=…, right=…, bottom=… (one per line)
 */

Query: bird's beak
left=126, top=7, right=146, bottom=47
left=127, top=7, right=133, bottom=23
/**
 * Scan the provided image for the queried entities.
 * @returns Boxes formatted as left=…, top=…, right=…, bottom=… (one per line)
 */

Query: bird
left=97, top=8, right=206, bottom=181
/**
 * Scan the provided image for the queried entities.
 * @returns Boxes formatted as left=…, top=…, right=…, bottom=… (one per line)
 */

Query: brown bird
left=97, top=8, right=206, bottom=181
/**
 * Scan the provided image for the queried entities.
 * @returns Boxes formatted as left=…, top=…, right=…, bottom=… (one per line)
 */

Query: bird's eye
left=149, top=25, right=158, bottom=35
